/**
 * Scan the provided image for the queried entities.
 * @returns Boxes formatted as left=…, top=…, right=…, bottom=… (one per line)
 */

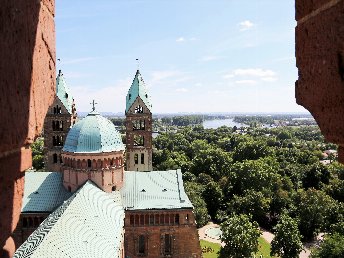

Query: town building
left=13, top=71, right=201, bottom=258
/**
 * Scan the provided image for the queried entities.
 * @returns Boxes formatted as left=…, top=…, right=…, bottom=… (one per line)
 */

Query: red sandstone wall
left=124, top=210, right=202, bottom=258
left=295, top=0, right=344, bottom=161
left=0, top=0, right=55, bottom=256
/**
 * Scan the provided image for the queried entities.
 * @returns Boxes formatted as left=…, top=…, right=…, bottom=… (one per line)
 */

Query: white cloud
left=176, top=88, right=188, bottom=92
left=194, top=83, right=202, bottom=87
left=223, top=68, right=278, bottom=83
left=233, top=68, right=275, bottom=77
left=176, top=36, right=197, bottom=43
left=261, top=77, right=278, bottom=82
left=239, top=20, right=254, bottom=31
left=199, top=55, right=221, bottom=62
left=235, top=80, right=257, bottom=85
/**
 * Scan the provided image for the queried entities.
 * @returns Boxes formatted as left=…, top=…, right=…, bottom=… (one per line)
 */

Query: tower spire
left=90, top=100, right=98, bottom=111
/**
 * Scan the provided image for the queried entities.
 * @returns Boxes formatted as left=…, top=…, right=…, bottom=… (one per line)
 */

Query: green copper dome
left=63, top=111, right=124, bottom=153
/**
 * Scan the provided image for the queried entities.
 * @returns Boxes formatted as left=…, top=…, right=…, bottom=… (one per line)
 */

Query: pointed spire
left=56, top=70, right=74, bottom=114
left=125, top=70, right=152, bottom=113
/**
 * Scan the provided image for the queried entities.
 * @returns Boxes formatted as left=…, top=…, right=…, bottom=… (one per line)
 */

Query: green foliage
left=31, top=138, right=44, bottom=170
left=270, top=214, right=303, bottom=258
left=219, top=214, right=261, bottom=258
left=311, top=233, right=344, bottom=258
left=184, top=182, right=209, bottom=227
left=302, top=163, right=331, bottom=190
left=32, top=154, right=44, bottom=170
left=227, top=190, right=270, bottom=225
left=31, top=138, right=44, bottom=156
left=202, top=181, right=223, bottom=220
left=232, top=140, right=271, bottom=162
left=292, top=189, right=341, bottom=240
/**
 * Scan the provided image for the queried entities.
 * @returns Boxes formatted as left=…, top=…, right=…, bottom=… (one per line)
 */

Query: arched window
left=134, top=105, right=144, bottom=113
left=87, top=159, right=92, bottom=168
left=22, top=217, right=28, bottom=228
left=53, top=153, right=57, bottom=163
left=164, top=234, right=172, bottom=255
left=112, top=186, right=116, bottom=191
left=141, top=153, right=144, bottom=164
left=67, top=186, right=71, bottom=192
left=138, top=235, right=145, bottom=255
left=175, top=214, right=179, bottom=224
left=134, top=154, right=138, bottom=164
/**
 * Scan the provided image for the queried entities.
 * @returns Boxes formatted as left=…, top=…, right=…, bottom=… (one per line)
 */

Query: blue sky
left=56, top=0, right=306, bottom=114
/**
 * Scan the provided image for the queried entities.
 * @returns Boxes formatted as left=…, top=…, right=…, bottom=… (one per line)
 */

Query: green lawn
left=200, top=240, right=221, bottom=258
left=200, top=237, right=277, bottom=258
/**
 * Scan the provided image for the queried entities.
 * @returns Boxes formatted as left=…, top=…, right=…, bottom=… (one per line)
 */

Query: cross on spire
left=90, top=100, right=98, bottom=111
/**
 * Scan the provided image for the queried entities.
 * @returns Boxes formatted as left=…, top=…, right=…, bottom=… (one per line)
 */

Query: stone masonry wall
left=295, top=0, right=344, bottom=162
left=0, top=0, right=55, bottom=256
left=124, top=210, right=202, bottom=258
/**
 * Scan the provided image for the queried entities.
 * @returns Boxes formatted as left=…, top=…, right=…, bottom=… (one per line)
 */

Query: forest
left=152, top=122, right=343, bottom=257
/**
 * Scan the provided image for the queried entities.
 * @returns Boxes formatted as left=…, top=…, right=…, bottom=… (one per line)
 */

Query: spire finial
left=90, top=100, right=98, bottom=111
left=136, top=58, right=139, bottom=71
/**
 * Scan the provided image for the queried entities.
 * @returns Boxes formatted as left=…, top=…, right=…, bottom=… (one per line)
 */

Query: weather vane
left=90, top=100, right=98, bottom=111
left=136, top=58, right=139, bottom=70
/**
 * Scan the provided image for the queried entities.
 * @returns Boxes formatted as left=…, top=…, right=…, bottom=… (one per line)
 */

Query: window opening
left=138, top=235, right=145, bottom=255
left=134, top=135, right=144, bottom=146
left=134, top=105, right=144, bottom=113
left=134, top=154, right=138, bottom=164
left=141, top=153, right=144, bottom=164
left=53, top=153, right=58, bottom=163
left=87, top=159, right=92, bottom=168
left=164, top=234, right=172, bottom=255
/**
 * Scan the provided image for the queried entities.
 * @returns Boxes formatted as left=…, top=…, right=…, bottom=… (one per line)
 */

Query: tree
left=311, top=233, right=344, bottom=258
left=271, top=214, right=303, bottom=258
left=32, top=154, right=44, bottom=170
left=184, top=182, right=209, bottom=227
left=219, top=214, right=261, bottom=258
left=202, top=181, right=223, bottom=220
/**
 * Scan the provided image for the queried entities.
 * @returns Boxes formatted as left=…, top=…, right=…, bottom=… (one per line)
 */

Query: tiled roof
left=14, top=181, right=125, bottom=258
left=22, top=172, right=72, bottom=213
left=62, top=110, right=125, bottom=153
left=56, top=71, right=73, bottom=113
left=121, top=170, right=193, bottom=210
left=125, top=70, right=152, bottom=113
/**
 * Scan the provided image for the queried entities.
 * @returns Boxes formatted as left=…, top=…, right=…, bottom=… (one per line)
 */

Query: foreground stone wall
left=0, top=0, right=55, bottom=256
left=295, top=0, right=344, bottom=161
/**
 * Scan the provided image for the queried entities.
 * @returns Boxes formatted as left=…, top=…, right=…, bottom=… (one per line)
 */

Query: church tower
left=125, top=70, right=153, bottom=171
left=44, top=70, right=77, bottom=172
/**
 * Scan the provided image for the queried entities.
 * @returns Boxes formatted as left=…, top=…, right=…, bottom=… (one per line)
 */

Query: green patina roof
left=22, top=172, right=72, bottom=213
left=125, top=70, right=152, bottom=113
left=56, top=70, right=73, bottom=113
left=121, top=170, right=193, bottom=210
left=14, top=181, right=125, bottom=258
left=63, top=110, right=124, bottom=153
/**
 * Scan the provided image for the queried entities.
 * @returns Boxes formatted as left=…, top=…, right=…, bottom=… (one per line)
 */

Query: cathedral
left=13, top=70, right=202, bottom=258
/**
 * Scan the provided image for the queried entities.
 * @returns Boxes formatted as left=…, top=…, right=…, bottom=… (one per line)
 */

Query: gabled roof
left=22, top=172, right=72, bottom=213
left=62, top=110, right=124, bottom=153
left=14, top=181, right=125, bottom=258
left=121, top=169, right=193, bottom=210
left=125, top=70, right=152, bottom=113
left=56, top=70, right=74, bottom=114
